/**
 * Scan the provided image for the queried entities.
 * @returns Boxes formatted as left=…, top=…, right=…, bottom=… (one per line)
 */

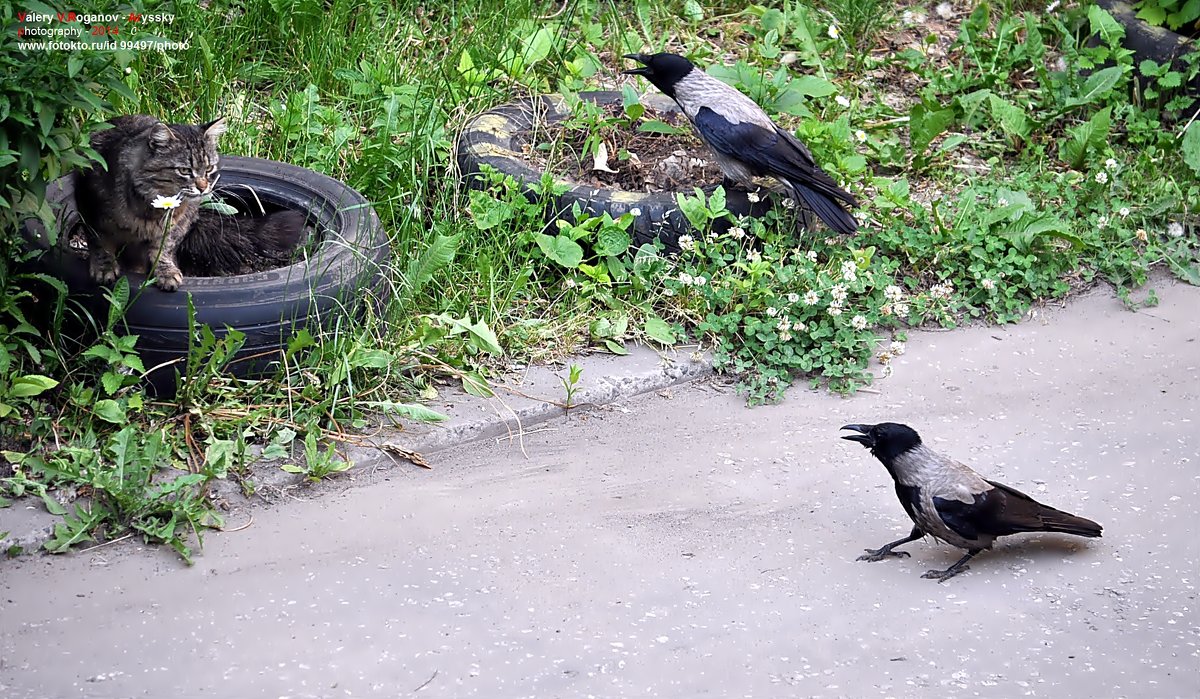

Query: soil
left=526, top=102, right=724, bottom=193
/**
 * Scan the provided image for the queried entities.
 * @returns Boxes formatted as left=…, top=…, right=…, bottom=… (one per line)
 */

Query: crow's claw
left=857, top=548, right=911, bottom=563
left=921, top=564, right=970, bottom=583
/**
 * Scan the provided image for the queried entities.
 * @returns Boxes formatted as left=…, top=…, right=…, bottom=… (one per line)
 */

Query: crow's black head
left=623, top=52, right=695, bottom=98
left=840, top=423, right=922, bottom=464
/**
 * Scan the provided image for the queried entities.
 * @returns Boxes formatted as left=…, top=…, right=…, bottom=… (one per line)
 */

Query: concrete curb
left=1, top=345, right=713, bottom=556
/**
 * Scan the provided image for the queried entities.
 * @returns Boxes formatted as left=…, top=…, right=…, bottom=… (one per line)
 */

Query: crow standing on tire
left=623, top=52, right=858, bottom=234
left=840, top=422, right=1103, bottom=582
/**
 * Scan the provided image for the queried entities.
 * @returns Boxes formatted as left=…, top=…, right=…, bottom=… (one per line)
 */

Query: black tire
left=18, top=156, right=389, bottom=396
left=455, top=91, right=794, bottom=254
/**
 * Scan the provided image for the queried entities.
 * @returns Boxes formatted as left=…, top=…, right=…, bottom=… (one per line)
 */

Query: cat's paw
left=154, top=267, right=183, bottom=292
left=89, top=256, right=120, bottom=284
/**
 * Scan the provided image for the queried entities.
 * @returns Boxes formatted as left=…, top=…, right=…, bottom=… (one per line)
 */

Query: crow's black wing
left=692, top=107, right=857, bottom=206
left=934, top=482, right=1103, bottom=540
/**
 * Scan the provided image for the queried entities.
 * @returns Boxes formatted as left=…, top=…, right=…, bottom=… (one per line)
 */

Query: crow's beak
left=623, top=53, right=651, bottom=76
left=840, top=424, right=875, bottom=446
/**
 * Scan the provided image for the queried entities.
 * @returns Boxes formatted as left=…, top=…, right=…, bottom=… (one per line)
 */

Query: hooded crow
left=623, top=52, right=858, bottom=234
left=840, top=422, right=1102, bottom=582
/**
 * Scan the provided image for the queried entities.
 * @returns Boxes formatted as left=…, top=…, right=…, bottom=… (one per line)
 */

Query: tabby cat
left=74, top=115, right=305, bottom=291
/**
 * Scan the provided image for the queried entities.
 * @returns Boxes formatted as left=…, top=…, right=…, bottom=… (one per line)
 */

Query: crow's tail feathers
left=1036, top=509, right=1104, bottom=538
left=791, top=182, right=858, bottom=235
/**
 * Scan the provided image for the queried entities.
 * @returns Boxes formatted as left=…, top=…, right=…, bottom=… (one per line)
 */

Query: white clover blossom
left=794, top=320, right=807, bottom=332
left=1104, top=158, right=1118, bottom=171
left=893, top=302, right=910, bottom=317
left=929, top=281, right=954, bottom=299
left=766, top=306, right=779, bottom=317
left=803, top=290, right=820, bottom=306
left=747, top=192, right=761, bottom=203
left=806, top=250, right=818, bottom=263
left=828, top=23, right=840, bottom=39
left=747, top=249, right=762, bottom=263
left=830, top=283, right=848, bottom=303
left=1118, top=207, right=1130, bottom=218
left=694, top=275, right=707, bottom=286
left=151, top=193, right=183, bottom=209
left=678, top=234, right=696, bottom=251
left=835, top=95, right=851, bottom=108
left=997, top=196, right=1009, bottom=207
left=630, top=207, right=643, bottom=216
left=663, top=288, right=675, bottom=296
left=1136, top=228, right=1148, bottom=242
left=1097, top=215, right=1109, bottom=230
left=782, top=198, right=796, bottom=209
left=851, top=315, right=868, bottom=330
left=1095, top=170, right=1108, bottom=185
left=786, top=292, right=800, bottom=304
left=1167, top=222, right=1184, bottom=237
left=841, top=260, right=858, bottom=282
left=564, top=278, right=577, bottom=288
left=776, top=316, right=791, bottom=331
left=678, top=272, right=695, bottom=285
left=779, top=330, right=793, bottom=342
left=981, top=278, right=996, bottom=291
left=884, top=284, right=904, bottom=302
left=729, top=226, right=747, bottom=239
left=1046, top=0, right=1061, bottom=12
left=828, top=306, right=843, bottom=317
left=890, top=341, right=906, bottom=356
left=855, top=129, right=868, bottom=142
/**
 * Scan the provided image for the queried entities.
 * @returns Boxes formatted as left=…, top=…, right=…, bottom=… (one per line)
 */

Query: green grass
left=2, top=0, right=1199, bottom=559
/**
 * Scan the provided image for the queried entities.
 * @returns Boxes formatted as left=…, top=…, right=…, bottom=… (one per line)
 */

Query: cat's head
left=141, top=117, right=227, bottom=201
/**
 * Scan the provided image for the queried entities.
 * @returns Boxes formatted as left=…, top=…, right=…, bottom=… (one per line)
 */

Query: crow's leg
left=921, top=549, right=982, bottom=583
left=857, top=526, right=923, bottom=562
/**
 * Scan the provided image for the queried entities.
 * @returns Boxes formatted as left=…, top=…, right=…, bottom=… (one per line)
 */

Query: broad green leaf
left=1182, top=122, right=1200, bottom=177
left=909, top=102, right=956, bottom=157
left=644, top=316, right=677, bottom=346
left=1136, top=5, right=1167, bottom=25
left=404, top=233, right=460, bottom=299
left=535, top=233, right=584, bottom=268
left=1088, top=4, right=1125, bottom=44
left=637, top=120, right=685, bottom=135
left=8, top=375, right=57, bottom=398
left=1067, top=67, right=1124, bottom=107
left=596, top=226, right=631, bottom=257
left=100, top=371, right=124, bottom=396
left=789, top=75, right=837, bottom=98
left=1059, top=107, right=1112, bottom=169
left=362, top=401, right=449, bottom=422
left=988, top=95, right=1031, bottom=141
left=604, top=339, right=629, bottom=355
left=622, top=84, right=645, bottom=121
left=461, top=371, right=494, bottom=397
left=93, top=399, right=127, bottom=424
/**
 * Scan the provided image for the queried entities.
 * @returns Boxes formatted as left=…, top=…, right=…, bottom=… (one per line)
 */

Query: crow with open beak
left=623, top=52, right=858, bottom=235
left=840, top=422, right=1102, bottom=582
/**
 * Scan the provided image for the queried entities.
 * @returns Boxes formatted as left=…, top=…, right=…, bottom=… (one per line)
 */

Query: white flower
left=746, top=249, right=762, bottom=263
left=828, top=306, right=843, bottom=317
left=678, top=272, right=694, bottom=286
left=981, top=278, right=996, bottom=291
left=729, top=226, right=747, bottom=239
left=776, top=316, right=791, bottom=331
left=786, top=292, right=800, bottom=304
left=935, top=2, right=953, bottom=18
left=1097, top=215, right=1109, bottom=230
left=151, top=193, right=183, bottom=209
left=663, top=288, right=675, bottom=296
left=830, top=283, right=848, bottom=302
left=803, top=290, right=820, bottom=306
left=835, top=95, right=851, bottom=108
left=779, top=330, right=793, bottom=342
left=884, top=284, right=904, bottom=302
left=889, top=341, right=906, bottom=356
left=893, top=302, right=910, bottom=317
left=855, top=129, right=868, bottom=142
left=828, top=23, right=840, bottom=39
left=794, top=321, right=806, bottom=332
left=806, top=250, right=818, bottom=263
left=841, top=260, right=858, bottom=282
left=678, top=234, right=696, bottom=252
left=694, top=275, right=707, bottom=286
left=766, top=306, right=779, bottom=317
left=1118, top=207, right=1130, bottom=218
left=851, top=315, right=868, bottom=330
left=747, top=192, right=761, bottom=203
left=997, top=196, right=1009, bottom=207
left=1104, top=158, right=1118, bottom=171
left=564, top=278, right=577, bottom=288
left=630, top=207, right=643, bottom=216
left=782, top=198, right=796, bottom=210
left=929, top=281, right=954, bottom=299
left=1046, top=0, right=1061, bottom=12
left=1167, top=222, right=1184, bottom=237
left=1094, top=170, right=1108, bottom=185
left=1136, top=228, right=1148, bottom=242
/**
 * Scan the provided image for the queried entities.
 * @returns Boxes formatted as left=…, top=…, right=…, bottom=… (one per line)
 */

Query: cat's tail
left=177, top=210, right=306, bottom=277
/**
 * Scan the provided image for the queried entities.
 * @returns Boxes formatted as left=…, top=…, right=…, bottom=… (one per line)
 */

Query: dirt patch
left=523, top=102, right=723, bottom=193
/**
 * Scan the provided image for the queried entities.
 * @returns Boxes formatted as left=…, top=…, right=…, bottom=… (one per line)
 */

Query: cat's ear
left=148, top=123, right=174, bottom=150
left=203, top=117, right=228, bottom=143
